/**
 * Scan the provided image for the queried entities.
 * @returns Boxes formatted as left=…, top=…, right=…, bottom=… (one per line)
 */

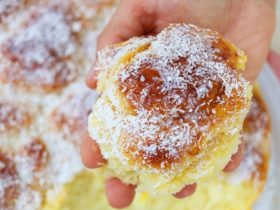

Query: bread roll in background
left=88, top=23, right=252, bottom=193
left=0, top=0, right=115, bottom=209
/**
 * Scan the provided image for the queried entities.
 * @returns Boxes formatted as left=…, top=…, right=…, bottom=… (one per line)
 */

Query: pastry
left=88, top=23, right=252, bottom=193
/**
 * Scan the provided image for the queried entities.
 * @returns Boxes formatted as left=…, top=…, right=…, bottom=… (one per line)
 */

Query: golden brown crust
left=213, top=38, right=243, bottom=70
left=115, top=24, right=249, bottom=169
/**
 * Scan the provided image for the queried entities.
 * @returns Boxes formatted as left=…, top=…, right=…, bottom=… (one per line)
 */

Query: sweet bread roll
left=0, top=102, right=31, bottom=133
left=50, top=82, right=99, bottom=144
left=0, top=0, right=92, bottom=92
left=88, top=24, right=252, bottom=193
left=0, top=150, right=19, bottom=209
left=0, top=138, right=48, bottom=210
left=0, top=0, right=24, bottom=22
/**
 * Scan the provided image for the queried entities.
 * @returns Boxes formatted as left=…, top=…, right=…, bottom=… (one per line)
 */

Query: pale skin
left=81, top=0, right=276, bottom=208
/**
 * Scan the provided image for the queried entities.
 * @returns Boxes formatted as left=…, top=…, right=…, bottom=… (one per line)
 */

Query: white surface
left=253, top=64, right=280, bottom=210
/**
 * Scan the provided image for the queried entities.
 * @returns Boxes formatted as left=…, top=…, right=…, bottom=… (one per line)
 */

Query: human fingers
left=106, top=178, right=136, bottom=209
left=80, top=132, right=106, bottom=168
left=223, top=142, right=245, bottom=173
left=97, top=0, right=158, bottom=50
left=87, top=0, right=150, bottom=89
left=85, top=64, right=98, bottom=89
left=173, top=183, right=197, bottom=199
left=224, top=0, right=276, bottom=82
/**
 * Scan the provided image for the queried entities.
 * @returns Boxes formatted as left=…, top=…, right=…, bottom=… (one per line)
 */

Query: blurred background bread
left=0, top=0, right=272, bottom=210
left=0, top=0, right=115, bottom=209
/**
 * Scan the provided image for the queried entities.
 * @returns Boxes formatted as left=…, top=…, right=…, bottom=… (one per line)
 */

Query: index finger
left=80, top=132, right=106, bottom=168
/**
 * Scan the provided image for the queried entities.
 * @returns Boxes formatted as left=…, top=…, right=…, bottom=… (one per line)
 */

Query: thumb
left=87, top=1, right=147, bottom=89
left=97, top=0, right=147, bottom=51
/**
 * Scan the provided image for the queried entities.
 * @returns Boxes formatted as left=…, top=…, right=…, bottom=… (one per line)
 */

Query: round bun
left=0, top=3, right=80, bottom=91
left=88, top=24, right=252, bottom=193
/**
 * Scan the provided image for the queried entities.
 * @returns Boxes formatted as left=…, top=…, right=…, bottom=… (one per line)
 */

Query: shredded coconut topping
left=0, top=0, right=20, bottom=18
left=98, top=24, right=249, bottom=170
left=51, top=82, right=99, bottom=139
left=0, top=151, right=20, bottom=210
left=1, top=7, right=79, bottom=90
left=0, top=102, right=31, bottom=132
left=0, top=139, right=48, bottom=210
